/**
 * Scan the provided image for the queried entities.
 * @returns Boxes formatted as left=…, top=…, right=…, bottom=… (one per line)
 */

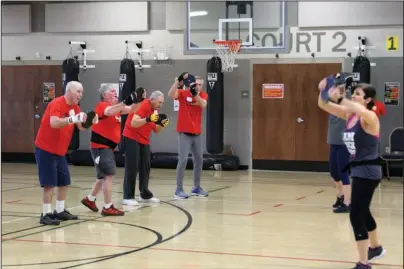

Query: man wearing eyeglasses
left=168, top=73, right=209, bottom=199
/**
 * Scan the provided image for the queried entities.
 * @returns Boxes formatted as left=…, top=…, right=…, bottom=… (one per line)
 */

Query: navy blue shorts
left=329, top=144, right=351, bottom=185
left=35, top=147, right=71, bottom=187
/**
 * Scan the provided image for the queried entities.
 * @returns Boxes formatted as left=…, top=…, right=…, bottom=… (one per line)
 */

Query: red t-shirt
left=91, top=101, right=121, bottom=149
left=122, top=99, right=157, bottom=145
left=35, top=96, right=80, bottom=156
left=176, top=90, right=208, bottom=134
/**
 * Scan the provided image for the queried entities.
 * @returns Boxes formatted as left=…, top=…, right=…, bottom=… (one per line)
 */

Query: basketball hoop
left=213, top=40, right=241, bottom=72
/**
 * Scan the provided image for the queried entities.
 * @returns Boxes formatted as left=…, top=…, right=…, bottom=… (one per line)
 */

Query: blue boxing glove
left=183, top=74, right=196, bottom=87
left=320, top=75, right=336, bottom=102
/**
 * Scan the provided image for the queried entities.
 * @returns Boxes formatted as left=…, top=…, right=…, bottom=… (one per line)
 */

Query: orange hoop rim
left=213, top=40, right=242, bottom=52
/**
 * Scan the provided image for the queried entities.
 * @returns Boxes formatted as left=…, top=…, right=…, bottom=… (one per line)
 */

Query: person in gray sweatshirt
left=327, top=83, right=352, bottom=213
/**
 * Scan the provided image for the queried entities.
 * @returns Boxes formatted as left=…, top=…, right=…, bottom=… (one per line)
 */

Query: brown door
left=252, top=64, right=297, bottom=161
left=252, top=63, right=342, bottom=163
left=294, top=63, right=342, bottom=161
left=1, top=66, right=36, bottom=153
left=1, top=65, right=63, bottom=153
left=32, top=65, right=63, bottom=139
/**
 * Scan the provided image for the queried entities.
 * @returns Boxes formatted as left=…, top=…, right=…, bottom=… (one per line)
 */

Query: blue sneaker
left=191, top=187, right=208, bottom=197
left=174, top=189, right=189, bottom=199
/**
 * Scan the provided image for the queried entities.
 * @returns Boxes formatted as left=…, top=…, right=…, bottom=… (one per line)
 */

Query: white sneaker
left=139, top=197, right=160, bottom=203
left=122, top=199, right=139, bottom=206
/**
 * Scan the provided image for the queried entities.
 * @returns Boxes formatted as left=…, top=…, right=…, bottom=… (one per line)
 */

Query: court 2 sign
left=250, top=30, right=350, bottom=53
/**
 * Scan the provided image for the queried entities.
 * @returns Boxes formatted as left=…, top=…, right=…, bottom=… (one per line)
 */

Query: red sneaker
left=101, top=204, right=125, bottom=216
left=81, top=197, right=99, bottom=212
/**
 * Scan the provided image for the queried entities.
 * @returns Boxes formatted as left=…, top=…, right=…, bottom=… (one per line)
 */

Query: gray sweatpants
left=175, top=133, right=203, bottom=190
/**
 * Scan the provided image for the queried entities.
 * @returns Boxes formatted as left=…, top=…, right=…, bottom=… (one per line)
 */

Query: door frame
left=249, top=59, right=345, bottom=171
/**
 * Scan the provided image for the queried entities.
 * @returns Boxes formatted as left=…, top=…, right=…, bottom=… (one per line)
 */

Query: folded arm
left=168, top=80, right=180, bottom=100
left=131, top=114, right=148, bottom=128
left=317, top=93, right=349, bottom=120
left=193, top=94, right=207, bottom=108
left=338, top=97, right=379, bottom=127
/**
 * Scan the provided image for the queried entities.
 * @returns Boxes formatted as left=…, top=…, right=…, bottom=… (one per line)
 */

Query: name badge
left=186, top=97, right=193, bottom=103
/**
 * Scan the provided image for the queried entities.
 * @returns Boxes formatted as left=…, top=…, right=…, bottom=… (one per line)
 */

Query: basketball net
left=213, top=40, right=241, bottom=72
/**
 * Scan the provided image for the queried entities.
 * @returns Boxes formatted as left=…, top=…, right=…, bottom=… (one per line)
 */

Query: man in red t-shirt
left=122, top=90, right=169, bottom=206
left=35, top=81, right=99, bottom=225
left=168, top=73, right=209, bottom=199
left=81, top=84, right=143, bottom=216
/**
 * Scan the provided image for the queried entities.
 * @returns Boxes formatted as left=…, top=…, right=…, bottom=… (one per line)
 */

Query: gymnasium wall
left=74, top=59, right=251, bottom=165
left=1, top=1, right=403, bottom=167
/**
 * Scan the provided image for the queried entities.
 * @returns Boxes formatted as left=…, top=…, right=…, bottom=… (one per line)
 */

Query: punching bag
left=118, top=58, right=136, bottom=152
left=352, top=55, right=371, bottom=84
left=206, top=57, right=224, bottom=154
left=62, top=58, right=80, bottom=151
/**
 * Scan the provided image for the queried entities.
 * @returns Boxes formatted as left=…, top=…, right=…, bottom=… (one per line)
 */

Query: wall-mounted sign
left=384, top=82, right=400, bottom=106
left=386, top=36, right=399, bottom=51
left=174, top=99, right=179, bottom=111
left=43, top=82, right=55, bottom=103
left=262, top=84, right=284, bottom=99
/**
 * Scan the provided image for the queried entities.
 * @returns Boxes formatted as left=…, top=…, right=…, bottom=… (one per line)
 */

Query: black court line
left=58, top=200, right=193, bottom=269
left=2, top=221, right=164, bottom=267
left=1, top=186, right=230, bottom=238
left=2, top=186, right=230, bottom=268
left=2, top=199, right=190, bottom=267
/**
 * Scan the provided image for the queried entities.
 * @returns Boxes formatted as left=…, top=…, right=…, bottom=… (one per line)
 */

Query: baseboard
left=252, top=159, right=403, bottom=178
left=2, top=152, right=36, bottom=163
left=252, top=159, right=329, bottom=172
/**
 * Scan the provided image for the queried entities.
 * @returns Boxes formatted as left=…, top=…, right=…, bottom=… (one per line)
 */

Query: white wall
left=1, top=1, right=403, bottom=61
left=298, top=2, right=403, bottom=28
left=45, top=2, right=148, bottom=32
left=1, top=5, right=31, bottom=34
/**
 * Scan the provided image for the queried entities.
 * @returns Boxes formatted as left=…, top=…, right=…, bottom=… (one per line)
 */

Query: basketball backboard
left=185, top=1, right=290, bottom=54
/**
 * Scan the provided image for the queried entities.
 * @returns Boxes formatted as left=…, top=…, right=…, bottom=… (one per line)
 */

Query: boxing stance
left=122, top=90, right=169, bottom=205
left=318, top=75, right=386, bottom=269
left=81, top=84, right=141, bottom=216
left=327, top=87, right=352, bottom=213
left=168, top=73, right=209, bottom=199
left=35, top=81, right=98, bottom=225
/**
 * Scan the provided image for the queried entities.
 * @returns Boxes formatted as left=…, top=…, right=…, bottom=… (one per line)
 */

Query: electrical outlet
left=385, top=146, right=390, bottom=153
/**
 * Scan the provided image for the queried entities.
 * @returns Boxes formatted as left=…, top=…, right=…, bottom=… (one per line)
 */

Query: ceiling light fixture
left=190, top=11, right=208, bottom=17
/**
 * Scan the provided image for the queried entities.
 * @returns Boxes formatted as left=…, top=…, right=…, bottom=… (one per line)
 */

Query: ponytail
left=366, top=100, right=375, bottom=110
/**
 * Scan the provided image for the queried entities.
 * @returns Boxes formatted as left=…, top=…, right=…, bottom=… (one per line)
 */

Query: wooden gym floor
left=1, top=163, right=403, bottom=269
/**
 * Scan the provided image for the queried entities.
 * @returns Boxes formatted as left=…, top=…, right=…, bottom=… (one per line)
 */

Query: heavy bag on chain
left=352, top=55, right=371, bottom=84
left=62, top=58, right=80, bottom=151
left=118, top=58, right=136, bottom=152
left=206, top=57, right=224, bottom=154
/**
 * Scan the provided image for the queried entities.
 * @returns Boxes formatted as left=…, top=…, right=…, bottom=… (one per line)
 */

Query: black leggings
left=349, top=177, right=380, bottom=241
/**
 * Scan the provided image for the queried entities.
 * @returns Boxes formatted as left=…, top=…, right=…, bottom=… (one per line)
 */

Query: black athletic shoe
left=351, top=262, right=371, bottom=269
left=333, top=203, right=350, bottom=213
left=333, top=196, right=344, bottom=208
left=368, top=246, right=386, bottom=262
left=40, top=213, right=60, bottom=225
left=53, top=209, right=78, bottom=221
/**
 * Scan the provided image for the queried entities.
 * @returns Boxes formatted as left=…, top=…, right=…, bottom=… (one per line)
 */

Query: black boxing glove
left=135, top=87, right=146, bottom=102
left=122, top=92, right=140, bottom=106
left=156, top=113, right=169, bottom=127
left=190, top=84, right=197, bottom=97
left=177, top=72, right=188, bottom=83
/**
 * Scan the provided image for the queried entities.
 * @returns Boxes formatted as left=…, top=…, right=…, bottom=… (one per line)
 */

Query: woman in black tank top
left=318, top=75, right=386, bottom=269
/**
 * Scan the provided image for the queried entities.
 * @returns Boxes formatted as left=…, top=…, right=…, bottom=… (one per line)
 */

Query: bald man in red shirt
left=168, top=73, right=209, bottom=199
left=35, top=81, right=98, bottom=225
